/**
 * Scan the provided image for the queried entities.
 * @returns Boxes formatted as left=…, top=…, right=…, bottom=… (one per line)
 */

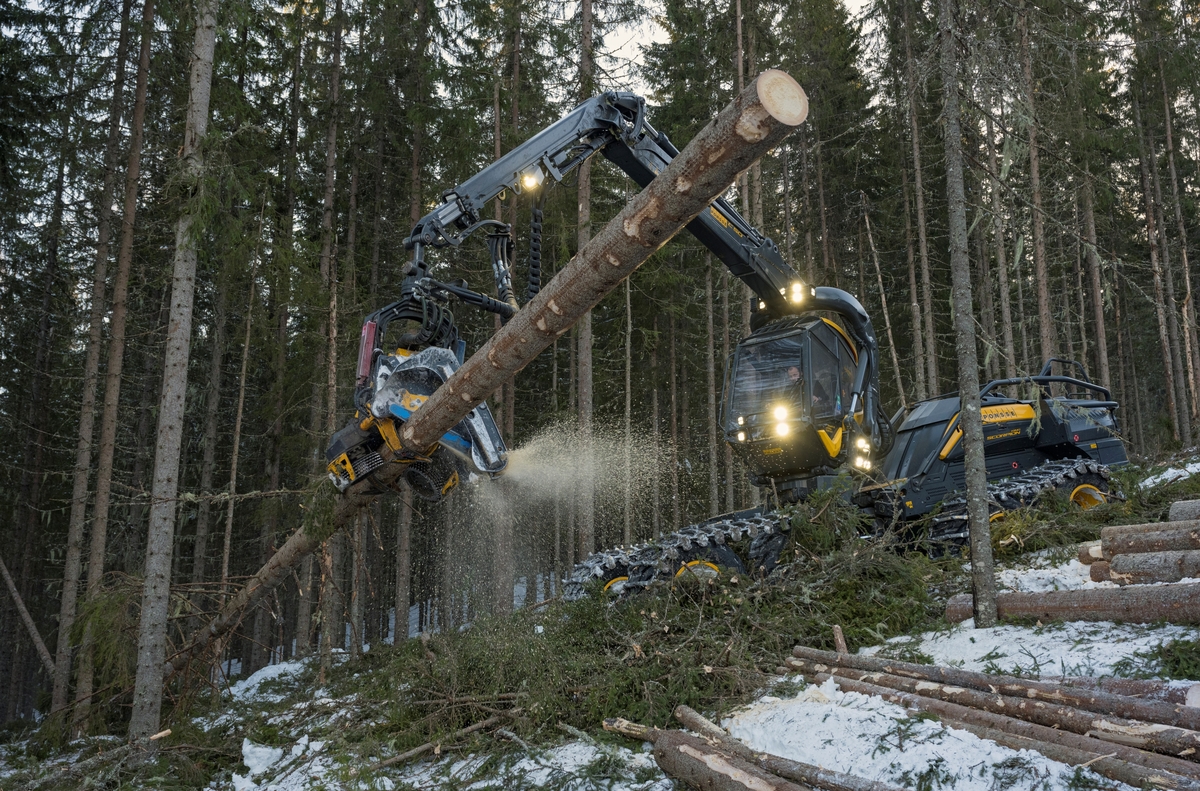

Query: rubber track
left=563, top=513, right=789, bottom=600
left=929, top=458, right=1113, bottom=544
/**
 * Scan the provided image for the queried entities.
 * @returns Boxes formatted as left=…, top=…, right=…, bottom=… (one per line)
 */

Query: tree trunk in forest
left=1134, top=97, right=1182, bottom=442
left=977, top=216, right=998, bottom=380
left=1018, top=0, right=1056, bottom=366
left=1161, top=59, right=1200, bottom=422
left=651, top=323, right=662, bottom=537
left=349, top=515, right=364, bottom=658
left=1149, top=133, right=1191, bottom=444
left=75, top=0, right=157, bottom=730
left=128, top=0, right=218, bottom=740
left=1081, top=172, right=1110, bottom=389
left=984, top=115, right=1017, bottom=379
left=721, top=271, right=735, bottom=511
left=814, top=123, right=831, bottom=282
left=625, top=277, right=634, bottom=542
left=395, top=483, right=411, bottom=642
left=901, top=163, right=927, bottom=399
left=705, top=259, right=719, bottom=515
left=0, top=551, right=53, bottom=676
left=800, top=127, right=815, bottom=284
left=194, top=285, right=227, bottom=593
left=941, top=0, right=995, bottom=628
left=576, top=0, right=595, bottom=560
left=864, top=209, right=904, bottom=407
left=669, top=317, right=681, bottom=531
left=904, top=3, right=938, bottom=394
left=53, top=0, right=133, bottom=715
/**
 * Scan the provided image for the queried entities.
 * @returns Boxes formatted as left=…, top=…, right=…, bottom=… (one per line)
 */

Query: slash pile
left=782, top=645, right=1200, bottom=790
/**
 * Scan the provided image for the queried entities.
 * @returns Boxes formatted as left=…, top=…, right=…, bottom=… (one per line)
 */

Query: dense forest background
left=0, top=0, right=1197, bottom=739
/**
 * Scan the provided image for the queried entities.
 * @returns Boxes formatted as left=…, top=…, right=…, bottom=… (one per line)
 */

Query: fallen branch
left=369, top=712, right=514, bottom=771
left=787, top=657, right=1200, bottom=762
left=603, top=719, right=809, bottom=791
left=945, top=582, right=1200, bottom=625
left=790, top=644, right=1200, bottom=732
left=796, top=671, right=1200, bottom=790
left=673, top=704, right=904, bottom=791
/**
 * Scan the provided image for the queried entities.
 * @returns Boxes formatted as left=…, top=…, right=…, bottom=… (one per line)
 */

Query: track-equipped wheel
left=1057, top=473, right=1111, bottom=510
left=747, top=531, right=789, bottom=576
left=670, top=544, right=746, bottom=581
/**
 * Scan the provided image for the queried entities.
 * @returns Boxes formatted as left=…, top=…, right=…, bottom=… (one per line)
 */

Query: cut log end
left=1089, top=560, right=1111, bottom=583
left=754, top=70, right=809, bottom=126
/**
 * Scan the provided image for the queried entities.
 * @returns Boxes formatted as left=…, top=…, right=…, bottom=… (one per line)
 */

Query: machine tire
left=1054, top=472, right=1111, bottom=510
left=670, top=544, right=745, bottom=581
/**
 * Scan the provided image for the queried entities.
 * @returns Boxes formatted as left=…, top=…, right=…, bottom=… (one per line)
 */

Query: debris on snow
left=1141, top=460, right=1200, bottom=488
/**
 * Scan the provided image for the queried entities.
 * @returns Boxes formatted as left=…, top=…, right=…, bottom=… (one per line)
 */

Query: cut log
left=397, top=70, right=809, bottom=456
left=1104, top=526, right=1200, bottom=559
left=1109, top=550, right=1200, bottom=585
left=945, top=582, right=1200, bottom=625
left=1169, top=502, right=1200, bottom=522
left=943, top=717, right=1198, bottom=791
left=603, top=720, right=811, bottom=791
left=1045, top=677, right=1200, bottom=707
left=787, top=657, right=1200, bottom=762
left=164, top=71, right=807, bottom=680
left=790, top=645, right=1200, bottom=732
left=798, top=671, right=1200, bottom=789
left=1078, top=540, right=1103, bottom=565
left=673, top=705, right=904, bottom=791
left=1101, top=519, right=1200, bottom=542
left=1090, top=559, right=1112, bottom=582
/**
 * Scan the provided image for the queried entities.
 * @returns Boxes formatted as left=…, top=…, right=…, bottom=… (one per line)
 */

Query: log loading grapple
left=324, top=89, right=1128, bottom=601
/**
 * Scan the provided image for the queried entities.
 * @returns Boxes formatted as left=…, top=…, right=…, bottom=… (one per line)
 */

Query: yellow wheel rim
left=675, top=560, right=721, bottom=578
left=1070, top=484, right=1106, bottom=510
left=602, top=576, right=628, bottom=592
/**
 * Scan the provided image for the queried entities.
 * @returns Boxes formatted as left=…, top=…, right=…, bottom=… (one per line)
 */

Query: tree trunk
left=940, top=0, right=995, bottom=627
left=128, top=0, right=218, bottom=740
left=651, top=323, right=662, bottom=537
left=53, top=0, right=134, bottom=715
left=193, top=284, right=226, bottom=592
left=1149, top=132, right=1191, bottom=443
left=625, top=277, right=634, bottom=542
left=984, top=115, right=1017, bottom=379
left=946, top=583, right=1200, bottom=624
left=1133, top=97, right=1182, bottom=442
left=1018, top=0, right=1056, bottom=366
left=900, top=164, right=927, bottom=399
left=651, top=730, right=809, bottom=791
left=395, top=483, right=411, bottom=642
left=1109, top=550, right=1200, bottom=585
left=576, top=0, right=595, bottom=560
left=864, top=209, right=904, bottom=406
left=0, top=551, right=54, bottom=676
left=75, top=0, right=157, bottom=730
left=1102, top=523, right=1200, bottom=558
left=722, top=271, right=735, bottom=511
left=1080, top=172, right=1110, bottom=389
left=904, top=2, right=937, bottom=394
left=706, top=259, right=719, bottom=516
left=669, top=316, right=681, bottom=531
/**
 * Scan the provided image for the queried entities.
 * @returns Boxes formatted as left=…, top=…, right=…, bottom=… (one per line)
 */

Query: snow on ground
left=725, top=676, right=1134, bottom=791
left=229, top=659, right=309, bottom=703
left=1141, top=459, right=1200, bottom=488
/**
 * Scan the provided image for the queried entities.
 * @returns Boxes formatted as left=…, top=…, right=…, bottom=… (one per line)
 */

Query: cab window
left=810, top=338, right=839, bottom=424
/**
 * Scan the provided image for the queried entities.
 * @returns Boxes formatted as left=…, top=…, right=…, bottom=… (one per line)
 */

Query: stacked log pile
left=949, top=499, right=1200, bottom=623
left=782, top=645, right=1200, bottom=790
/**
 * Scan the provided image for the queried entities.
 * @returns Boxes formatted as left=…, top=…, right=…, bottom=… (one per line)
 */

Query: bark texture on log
left=1101, top=520, right=1198, bottom=541
left=1078, top=540, right=1102, bottom=565
left=673, top=705, right=903, bottom=791
left=652, top=730, right=810, bottom=791
left=788, top=657, right=1200, bottom=761
left=790, top=645, right=1200, bottom=732
left=945, top=583, right=1200, bottom=625
left=1169, top=502, right=1200, bottom=523
left=1090, top=560, right=1111, bottom=583
left=397, top=70, right=807, bottom=455
left=165, top=72, right=805, bottom=679
left=1105, top=528, right=1200, bottom=560
left=799, top=671, right=1200, bottom=789
left=1109, top=551, right=1200, bottom=585
left=1046, top=678, right=1200, bottom=706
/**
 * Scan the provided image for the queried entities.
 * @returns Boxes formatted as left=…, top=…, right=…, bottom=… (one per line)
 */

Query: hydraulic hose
left=527, top=192, right=546, bottom=302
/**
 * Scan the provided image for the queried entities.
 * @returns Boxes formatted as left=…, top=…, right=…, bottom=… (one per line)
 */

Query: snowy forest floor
left=6, top=456, right=1200, bottom=790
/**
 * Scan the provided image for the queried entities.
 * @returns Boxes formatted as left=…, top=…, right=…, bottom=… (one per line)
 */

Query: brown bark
left=1047, top=677, right=1200, bottom=706
left=673, top=705, right=902, bottom=791
left=1090, top=560, right=1111, bottom=582
left=900, top=163, right=927, bottom=398
left=221, top=258, right=258, bottom=607
left=941, top=0, right=994, bottom=627
left=128, top=0, right=217, bottom=740
left=790, top=658, right=1200, bottom=762
left=945, top=583, right=1200, bottom=625
left=0, top=550, right=53, bottom=675
left=864, top=209, right=904, bottom=407
left=74, top=0, right=157, bottom=728
left=575, top=0, right=595, bottom=560
left=669, top=316, right=681, bottom=530
left=1018, top=0, right=1056, bottom=365
left=395, top=483, right=411, bottom=641
left=1149, top=130, right=1191, bottom=442
left=1103, top=525, right=1200, bottom=558
left=626, top=276, right=635, bottom=541
left=904, top=2, right=937, bottom=393
left=651, top=324, right=662, bottom=536
left=1077, top=539, right=1102, bottom=564
left=1109, top=550, right=1200, bottom=585
left=53, top=0, right=134, bottom=714
left=1101, top=519, right=1198, bottom=541
left=193, top=287, right=226, bottom=591
left=1080, top=172, right=1110, bottom=388
left=791, top=644, right=1200, bottom=733
left=706, top=262, right=719, bottom=516
left=653, top=729, right=808, bottom=791
left=800, top=671, right=1200, bottom=790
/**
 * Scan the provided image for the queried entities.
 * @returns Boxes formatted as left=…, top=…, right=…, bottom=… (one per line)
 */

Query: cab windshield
left=726, top=335, right=807, bottom=430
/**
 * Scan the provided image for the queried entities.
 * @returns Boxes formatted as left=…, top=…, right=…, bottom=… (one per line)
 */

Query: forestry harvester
left=324, top=89, right=1128, bottom=600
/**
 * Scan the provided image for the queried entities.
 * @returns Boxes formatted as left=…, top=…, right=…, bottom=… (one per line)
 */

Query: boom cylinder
left=396, top=69, right=809, bottom=456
